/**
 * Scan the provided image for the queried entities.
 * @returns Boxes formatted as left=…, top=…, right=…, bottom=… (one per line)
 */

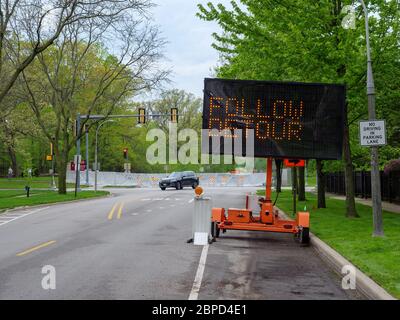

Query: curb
left=0, top=192, right=113, bottom=214
left=276, top=207, right=396, bottom=300
left=310, top=233, right=396, bottom=300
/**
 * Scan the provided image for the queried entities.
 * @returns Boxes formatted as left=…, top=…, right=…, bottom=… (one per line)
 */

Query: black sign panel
left=202, top=78, right=345, bottom=160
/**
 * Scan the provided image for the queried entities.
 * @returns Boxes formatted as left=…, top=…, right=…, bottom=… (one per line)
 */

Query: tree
left=198, top=0, right=400, bottom=216
left=298, top=166, right=306, bottom=201
left=343, top=103, right=359, bottom=217
left=316, top=159, right=326, bottom=208
left=146, top=89, right=202, bottom=133
left=145, top=89, right=203, bottom=168
left=20, top=7, right=167, bottom=193
left=0, top=82, right=43, bottom=176
left=291, top=166, right=298, bottom=214
left=0, top=0, right=155, bottom=108
left=275, top=159, right=282, bottom=192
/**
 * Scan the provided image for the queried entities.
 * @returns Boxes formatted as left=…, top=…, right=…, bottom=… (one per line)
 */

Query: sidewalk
left=327, top=193, right=400, bottom=214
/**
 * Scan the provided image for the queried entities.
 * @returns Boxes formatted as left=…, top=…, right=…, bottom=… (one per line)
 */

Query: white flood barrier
left=67, top=170, right=292, bottom=188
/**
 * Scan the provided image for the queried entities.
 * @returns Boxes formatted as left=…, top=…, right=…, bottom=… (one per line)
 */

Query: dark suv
left=159, top=171, right=199, bottom=190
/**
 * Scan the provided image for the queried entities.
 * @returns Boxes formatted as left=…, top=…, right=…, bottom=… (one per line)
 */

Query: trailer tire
left=299, top=227, right=310, bottom=245
left=215, top=224, right=220, bottom=238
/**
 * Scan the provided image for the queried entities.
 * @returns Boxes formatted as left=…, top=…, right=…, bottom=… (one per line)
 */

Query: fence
left=66, top=169, right=292, bottom=188
left=325, top=171, right=400, bottom=204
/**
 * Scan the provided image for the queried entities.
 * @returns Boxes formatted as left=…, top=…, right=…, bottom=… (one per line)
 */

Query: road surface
left=0, top=187, right=363, bottom=299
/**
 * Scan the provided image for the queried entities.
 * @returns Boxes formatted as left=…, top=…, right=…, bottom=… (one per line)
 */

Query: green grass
left=306, top=174, right=317, bottom=187
left=0, top=190, right=109, bottom=211
left=0, top=190, right=30, bottom=199
left=0, top=177, right=85, bottom=189
left=257, top=189, right=400, bottom=299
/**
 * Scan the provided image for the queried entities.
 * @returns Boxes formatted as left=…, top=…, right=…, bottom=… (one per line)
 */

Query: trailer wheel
left=210, top=222, right=221, bottom=240
left=210, top=222, right=217, bottom=242
left=299, top=227, right=310, bottom=245
left=215, top=224, right=220, bottom=238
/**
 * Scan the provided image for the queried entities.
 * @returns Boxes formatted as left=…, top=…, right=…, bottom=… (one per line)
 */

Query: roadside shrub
left=384, top=159, right=400, bottom=175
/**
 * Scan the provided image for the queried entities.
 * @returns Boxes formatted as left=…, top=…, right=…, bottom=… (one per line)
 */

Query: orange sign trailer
left=211, top=158, right=310, bottom=244
left=283, top=159, right=306, bottom=168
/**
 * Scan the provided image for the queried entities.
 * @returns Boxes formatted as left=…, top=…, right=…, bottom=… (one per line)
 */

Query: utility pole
left=76, top=109, right=177, bottom=193
left=360, top=0, right=383, bottom=236
left=75, top=113, right=81, bottom=194
left=85, top=126, right=89, bottom=186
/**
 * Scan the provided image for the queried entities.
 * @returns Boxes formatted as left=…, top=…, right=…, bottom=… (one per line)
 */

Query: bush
left=384, top=159, right=400, bottom=175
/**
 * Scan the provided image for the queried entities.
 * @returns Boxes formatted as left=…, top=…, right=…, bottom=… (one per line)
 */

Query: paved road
left=0, top=187, right=363, bottom=300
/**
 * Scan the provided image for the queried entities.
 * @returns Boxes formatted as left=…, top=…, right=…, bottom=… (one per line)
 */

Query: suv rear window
left=184, top=171, right=195, bottom=177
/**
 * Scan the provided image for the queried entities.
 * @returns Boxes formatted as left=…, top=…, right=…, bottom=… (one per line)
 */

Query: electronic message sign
left=202, top=78, right=346, bottom=160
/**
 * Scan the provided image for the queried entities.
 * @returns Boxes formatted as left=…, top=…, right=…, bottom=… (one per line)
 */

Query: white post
left=192, top=195, right=212, bottom=245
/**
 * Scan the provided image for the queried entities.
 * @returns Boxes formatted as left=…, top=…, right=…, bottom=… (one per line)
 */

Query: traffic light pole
left=85, top=127, right=89, bottom=186
left=75, top=111, right=178, bottom=193
left=75, top=113, right=81, bottom=195
left=50, top=142, right=56, bottom=190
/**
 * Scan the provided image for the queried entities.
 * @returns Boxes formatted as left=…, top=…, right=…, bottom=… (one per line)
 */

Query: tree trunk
left=7, top=145, right=19, bottom=177
left=291, top=167, right=298, bottom=214
left=56, top=154, right=67, bottom=194
left=343, top=106, right=359, bottom=218
left=316, top=159, right=326, bottom=208
left=298, top=166, right=306, bottom=201
left=275, top=159, right=282, bottom=192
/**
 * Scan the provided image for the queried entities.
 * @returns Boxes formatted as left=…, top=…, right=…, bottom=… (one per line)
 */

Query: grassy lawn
left=0, top=190, right=109, bottom=211
left=0, top=177, right=84, bottom=189
left=257, top=189, right=400, bottom=299
left=306, top=174, right=317, bottom=187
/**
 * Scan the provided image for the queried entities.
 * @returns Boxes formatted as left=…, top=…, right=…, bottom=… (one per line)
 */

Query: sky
left=148, top=0, right=233, bottom=99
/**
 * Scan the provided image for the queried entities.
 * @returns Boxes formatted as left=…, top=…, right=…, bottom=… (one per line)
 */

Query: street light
left=359, top=0, right=383, bottom=236
left=95, top=120, right=115, bottom=191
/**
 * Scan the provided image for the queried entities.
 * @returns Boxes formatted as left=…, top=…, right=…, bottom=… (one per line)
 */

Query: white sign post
left=74, top=155, right=82, bottom=171
left=359, top=120, right=386, bottom=147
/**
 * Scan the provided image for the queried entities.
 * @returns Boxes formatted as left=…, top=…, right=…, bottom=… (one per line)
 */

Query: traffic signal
left=123, top=148, right=128, bottom=160
left=138, top=108, right=146, bottom=124
left=46, top=142, right=54, bottom=161
left=170, top=108, right=178, bottom=123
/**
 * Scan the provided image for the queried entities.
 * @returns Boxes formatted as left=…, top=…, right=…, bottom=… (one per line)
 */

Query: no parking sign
left=359, top=120, right=387, bottom=147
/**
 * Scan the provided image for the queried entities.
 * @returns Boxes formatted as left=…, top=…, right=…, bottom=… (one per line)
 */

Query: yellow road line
left=108, top=203, right=119, bottom=220
left=16, top=240, right=56, bottom=257
left=117, top=202, right=124, bottom=219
